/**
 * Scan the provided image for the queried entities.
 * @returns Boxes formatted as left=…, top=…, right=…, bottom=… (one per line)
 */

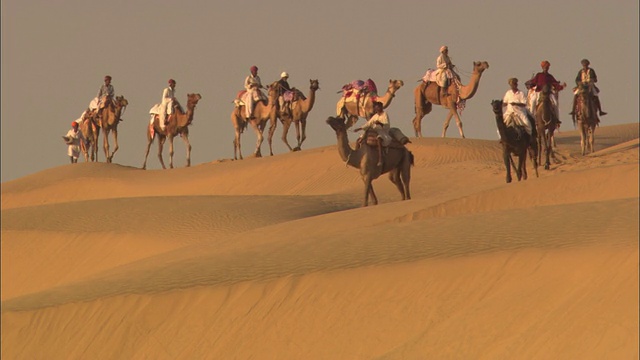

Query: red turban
left=71, top=121, right=78, bottom=127
left=250, top=65, right=258, bottom=72
left=540, top=61, right=550, bottom=68
left=104, top=75, right=112, bottom=81
left=168, top=79, right=176, bottom=84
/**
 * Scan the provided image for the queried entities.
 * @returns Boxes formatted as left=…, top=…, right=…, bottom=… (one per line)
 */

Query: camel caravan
left=65, top=50, right=605, bottom=205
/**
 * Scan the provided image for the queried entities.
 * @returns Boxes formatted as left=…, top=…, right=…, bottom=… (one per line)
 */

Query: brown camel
left=93, top=95, right=128, bottom=163
left=78, top=109, right=99, bottom=162
left=572, top=85, right=598, bottom=155
left=338, top=79, right=404, bottom=129
left=231, top=82, right=278, bottom=160
left=535, top=85, right=559, bottom=170
left=278, top=79, right=320, bottom=152
left=491, top=100, right=538, bottom=183
left=326, top=116, right=413, bottom=207
left=413, top=61, right=489, bottom=138
left=142, top=93, right=202, bottom=169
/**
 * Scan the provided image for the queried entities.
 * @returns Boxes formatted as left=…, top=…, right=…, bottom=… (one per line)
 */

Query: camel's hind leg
left=362, top=175, right=378, bottom=207
left=280, top=120, right=294, bottom=152
left=157, top=137, right=167, bottom=169
left=168, top=135, right=175, bottom=169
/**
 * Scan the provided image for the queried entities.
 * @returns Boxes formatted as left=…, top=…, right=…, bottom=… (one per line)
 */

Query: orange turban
left=71, top=121, right=78, bottom=127
left=540, top=60, right=550, bottom=68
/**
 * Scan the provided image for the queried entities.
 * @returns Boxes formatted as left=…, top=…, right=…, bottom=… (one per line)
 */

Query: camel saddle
left=364, top=127, right=410, bottom=149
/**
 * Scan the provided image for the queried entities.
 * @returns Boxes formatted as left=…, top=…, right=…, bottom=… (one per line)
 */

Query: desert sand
left=2, top=123, right=638, bottom=359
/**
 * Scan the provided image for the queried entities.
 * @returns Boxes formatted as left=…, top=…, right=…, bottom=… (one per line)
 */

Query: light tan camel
left=572, top=85, right=598, bottom=155
left=231, top=82, right=278, bottom=160
left=142, top=93, right=202, bottom=169
left=326, top=116, right=413, bottom=207
left=94, top=95, right=128, bottom=163
left=412, top=61, right=489, bottom=138
left=78, top=109, right=98, bottom=162
left=535, top=85, right=559, bottom=170
left=278, top=79, right=320, bottom=152
left=338, top=79, right=404, bottom=129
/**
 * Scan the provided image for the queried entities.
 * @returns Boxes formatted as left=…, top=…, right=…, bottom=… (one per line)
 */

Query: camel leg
left=142, top=131, right=154, bottom=170
left=280, top=120, right=294, bottom=152
left=442, top=110, right=454, bottom=138
left=519, top=152, right=527, bottom=181
left=297, top=119, right=307, bottom=151
left=267, top=117, right=277, bottom=156
left=362, top=175, right=378, bottom=207
left=252, top=122, right=264, bottom=158
left=543, top=132, right=552, bottom=170
left=103, top=129, right=111, bottom=163
left=168, top=135, right=175, bottom=169
left=108, top=129, right=119, bottom=163
left=413, top=99, right=424, bottom=138
left=580, top=123, right=586, bottom=156
left=157, top=137, right=167, bottom=169
left=294, top=121, right=302, bottom=151
left=504, top=149, right=513, bottom=183
left=388, top=170, right=405, bottom=199
left=452, top=110, right=465, bottom=139
left=234, top=129, right=243, bottom=160
left=589, top=126, right=595, bottom=154
left=182, top=133, right=191, bottom=167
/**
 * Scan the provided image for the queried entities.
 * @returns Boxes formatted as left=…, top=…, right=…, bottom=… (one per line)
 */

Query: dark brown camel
left=326, top=116, right=413, bottom=207
left=491, top=100, right=538, bottom=183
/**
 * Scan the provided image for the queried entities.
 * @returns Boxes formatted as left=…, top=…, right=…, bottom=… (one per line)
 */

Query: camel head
left=187, top=93, right=202, bottom=107
left=116, top=95, right=129, bottom=108
left=267, top=82, right=279, bottom=102
left=310, top=79, right=320, bottom=91
left=473, top=61, right=490, bottom=74
left=491, top=100, right=503, bottom=115
left=388, top=79, right=404, bottom=93
left=326, top=116, right=347, bottom=132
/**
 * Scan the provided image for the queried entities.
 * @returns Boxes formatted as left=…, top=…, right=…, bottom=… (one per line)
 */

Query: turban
left=71, top=121, right=78, bottom=127
left=439, top=45, right=448, bottom=53
left=280, top=71, right=289, bottom=78
left=104, top=75, right=112, bottom=81
left=540, top=60, right=550, bottom=68
left=250, top=65, right=258, bottom=72
left=581, top=58, right=590, bottom=65
left=168, top=79, right=176, bottom=84
left=508, top=78, right=518, bottom=85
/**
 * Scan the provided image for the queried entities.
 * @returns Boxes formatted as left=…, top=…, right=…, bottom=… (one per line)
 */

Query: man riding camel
left=90, top=75, right=115, bottom=120
left=242, top=65, right=266, bottom=120
left=435, top=45, right=460, bottom=97
left=569, top=58, right=607, bottom=118
left=525, top=60, right=566, bottom=121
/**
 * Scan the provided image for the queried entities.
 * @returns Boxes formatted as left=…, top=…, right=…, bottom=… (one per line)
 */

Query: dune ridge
left=2, top=123, right=638, bottom=359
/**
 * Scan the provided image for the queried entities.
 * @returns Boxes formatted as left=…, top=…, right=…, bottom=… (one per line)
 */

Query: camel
left=78, top=109, right=99, bottom=162
left=572, top=85, right=598, bottom=155
left=338, top=79, right=404, bottom=129
left=491, top=100, right=538, bottom=183
left=413, top=61, right=489, bottom=138
left=535, top=85, right=559, bottom=170
left=231, top=82, right=278, bottom=160
left=278, top=79, right=320, bottom=152
left=326, top=116, right=413, bottom=207
left=94, top=95, right=128, bottom=163
left=142, top=93, right=202, bottom=169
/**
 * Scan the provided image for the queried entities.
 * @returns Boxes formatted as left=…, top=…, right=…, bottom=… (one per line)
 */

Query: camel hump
left=236, top=90, right=247, bottom=100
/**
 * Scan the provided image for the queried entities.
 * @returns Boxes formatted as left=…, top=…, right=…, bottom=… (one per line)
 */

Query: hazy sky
left=2, top=0, right=638, bottom=182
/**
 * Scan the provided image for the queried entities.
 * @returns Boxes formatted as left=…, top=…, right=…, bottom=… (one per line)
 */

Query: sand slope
left=2, top=123, right=638, bottom=359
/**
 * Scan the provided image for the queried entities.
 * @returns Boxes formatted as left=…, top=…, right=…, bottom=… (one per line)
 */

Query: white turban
left=280, top=71, right=289, bottom=78
left=440, top=45, right=448, bottom=53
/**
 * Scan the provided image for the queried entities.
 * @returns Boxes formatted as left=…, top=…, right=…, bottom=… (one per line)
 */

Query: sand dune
left=2, top=123, right=638, bottom=359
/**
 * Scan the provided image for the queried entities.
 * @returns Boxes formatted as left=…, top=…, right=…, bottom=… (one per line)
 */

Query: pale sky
left=2, top=0, right=638, bottom=182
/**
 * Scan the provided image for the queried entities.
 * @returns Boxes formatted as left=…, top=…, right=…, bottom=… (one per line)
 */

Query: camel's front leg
left=233, top=129, right=243, bottom=160
left=142, top=132, right=154, bottom=170
left=588, top=126, right=595, bottom=154
left=453, top=110, right=465, bottom=139
left=103, top=129, right=111, bottom=163
left=280, top=120, right=294, bottom=152
left=413, top=102, right=425, bottom=138
left=504, top=149, right=513, bottom=183
left=108, top=129, right=119, bottom=163
left=157, top=137, right=167, bottom=169
left=297, top=119, right=307, bottom=151
left=252, top=123, right=264, bottom=158
left=267, top=117, right=277, bottom=156
left=388, top=169, right=405, bottom=200
left=168, top=135, right=175, bottom=169
left=182, top=133, right=192, bottom=167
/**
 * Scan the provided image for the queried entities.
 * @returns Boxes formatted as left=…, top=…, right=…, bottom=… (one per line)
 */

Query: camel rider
left=354, top=101, right=392, bottom=167
left=525, top=60, right=566, bottom=121
left=277, top=72, right=293, bottom=115
left=569, top=59, right=607, bottom=117
left=435, top=45, right=460, bottom=97
left=502, top=78, right=534, bottom=140
left=91, top=75, right=114, bottom=119
left=243, top=65, right=265, bottom=120
left=160, top=79, right=177, bottom=127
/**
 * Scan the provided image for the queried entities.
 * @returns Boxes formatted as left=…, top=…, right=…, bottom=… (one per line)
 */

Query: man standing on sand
left=64, top=121, right=87, bottom=164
